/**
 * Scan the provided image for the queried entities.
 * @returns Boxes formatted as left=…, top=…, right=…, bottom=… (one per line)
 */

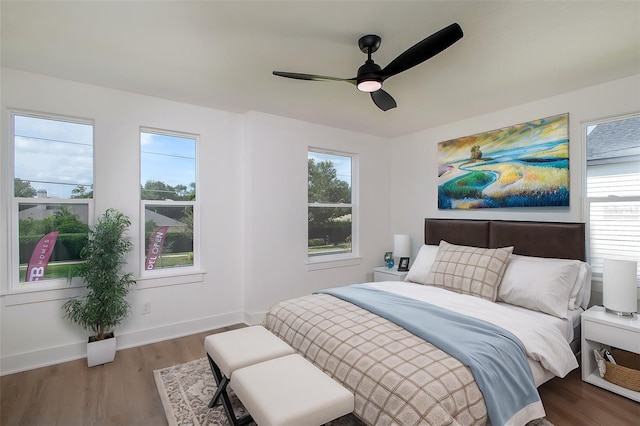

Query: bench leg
left=206, top=353, right=253, bottom=426
left=209, top=375, right=228, bottom=408
left=207, top=353, right=226, bottom=407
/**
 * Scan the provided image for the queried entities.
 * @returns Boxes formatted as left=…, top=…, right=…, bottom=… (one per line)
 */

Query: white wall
left=242, top=112, right=390, bottom=322
left=0, top=69, right=247, bottom=374
left=0, top=69, right=391, bottom=375
left=388, top=74, right=640, bottom=306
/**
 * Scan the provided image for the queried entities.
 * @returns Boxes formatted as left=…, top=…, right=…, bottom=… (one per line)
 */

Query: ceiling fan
left=273, top=23, right=463, bottom=111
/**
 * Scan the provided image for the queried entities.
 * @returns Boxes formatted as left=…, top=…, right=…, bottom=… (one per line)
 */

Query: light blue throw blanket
left=317, top=284, right=542, bottom=426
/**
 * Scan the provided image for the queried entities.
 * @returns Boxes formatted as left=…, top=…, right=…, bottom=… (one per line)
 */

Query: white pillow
left=404, top=245, right=440, bottom=284
left=498, top=255, right=581, bottom=318
left=574, top=261, right=592, bottom=310
left=502, top=254, right=591, bottom=311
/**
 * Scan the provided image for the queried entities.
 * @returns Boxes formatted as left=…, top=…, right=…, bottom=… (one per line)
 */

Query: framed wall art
left=437, top=113, right=569, bottom=210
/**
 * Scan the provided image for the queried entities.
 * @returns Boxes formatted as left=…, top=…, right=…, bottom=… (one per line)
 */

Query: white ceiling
left=2, top=1, right=639, bottom=138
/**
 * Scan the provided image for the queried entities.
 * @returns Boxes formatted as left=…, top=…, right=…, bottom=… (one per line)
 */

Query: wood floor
left=1, top=325, right=638, bottom=426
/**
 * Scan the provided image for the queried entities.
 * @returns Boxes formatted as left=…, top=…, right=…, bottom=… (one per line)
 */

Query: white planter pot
left=87, top=334, right=117, bottom=367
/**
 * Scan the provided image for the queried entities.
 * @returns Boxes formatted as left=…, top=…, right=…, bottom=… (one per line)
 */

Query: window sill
left=1, top=271, right=208, bottom=305
left=307, top=256, right=362, bottom=271
left=1, top=284, right=87, bottom=307
left=136, top=270, right=206, bottom=289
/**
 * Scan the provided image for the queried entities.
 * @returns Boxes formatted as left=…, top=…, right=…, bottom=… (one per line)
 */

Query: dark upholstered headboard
left=424, top=218, right=586, bottom=261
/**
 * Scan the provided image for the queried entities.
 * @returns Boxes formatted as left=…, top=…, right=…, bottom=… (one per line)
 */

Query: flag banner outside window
left=26, top=231, right=59, bottom=281
left=145, top=226, right=169, bottom=270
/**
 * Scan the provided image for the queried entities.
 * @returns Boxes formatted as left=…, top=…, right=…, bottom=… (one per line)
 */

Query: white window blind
left=587, top=198, right=640, bottom=279
left=587, top=173, right=640, bottom=197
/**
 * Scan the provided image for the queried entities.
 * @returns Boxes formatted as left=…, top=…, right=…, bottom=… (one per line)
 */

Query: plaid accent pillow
left=426, top=241, right=513, bottom=301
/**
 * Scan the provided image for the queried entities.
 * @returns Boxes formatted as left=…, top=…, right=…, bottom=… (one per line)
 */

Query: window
left=308, top=149, right=356, bottom=260
left=585, top=114, right=640, bottom=282
left=140, top=129, right=197, bottom=274
left=11, top=112, right=93, bottom=290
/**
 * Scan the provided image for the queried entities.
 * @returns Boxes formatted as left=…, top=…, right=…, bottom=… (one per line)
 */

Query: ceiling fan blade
left=273, top=71, right=356, bottom=84
left=371, top=89, right=397, bottom=111
left=380, top=23, right=463, bottom=80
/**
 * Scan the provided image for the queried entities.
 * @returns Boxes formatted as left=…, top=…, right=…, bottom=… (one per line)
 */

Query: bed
left=263, top=219, right=591, bottom=426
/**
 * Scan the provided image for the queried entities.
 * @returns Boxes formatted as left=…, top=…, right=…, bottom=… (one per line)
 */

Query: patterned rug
left=154, top=357, right=554, bottom=426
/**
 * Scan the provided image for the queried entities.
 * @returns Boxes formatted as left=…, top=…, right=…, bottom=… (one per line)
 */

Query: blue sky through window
left=13, top=116, right=197, bottom=200
left=14, top=115, right=93, bottom=199
left=140, top=131, right=196, bottom=191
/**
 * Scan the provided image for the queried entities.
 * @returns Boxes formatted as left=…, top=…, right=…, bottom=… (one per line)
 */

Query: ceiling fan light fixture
left=357, top=79, right=382, bottom=92
left=356, top=59, right=383, bottom=92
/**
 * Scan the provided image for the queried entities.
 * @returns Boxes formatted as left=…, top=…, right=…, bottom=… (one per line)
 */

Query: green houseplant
left=62, top=208, right=135, bottom=366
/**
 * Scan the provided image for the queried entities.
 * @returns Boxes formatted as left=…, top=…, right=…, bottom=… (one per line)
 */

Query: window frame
left=307, top=147, right=359, bottom=266
left=583, top=112, right=640, bottom=284
left=7, top=110, right=95, bottom=295
left=138, top=127, right=201, bottom=284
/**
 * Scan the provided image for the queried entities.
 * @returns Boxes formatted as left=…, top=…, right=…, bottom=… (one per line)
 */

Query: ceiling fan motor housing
left=357, top=60, right=383, bottom=92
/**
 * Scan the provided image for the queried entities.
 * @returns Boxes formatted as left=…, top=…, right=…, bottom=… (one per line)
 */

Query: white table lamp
left=603, top=258, right=638, bottom=317
left=393, top=234, right=411, bottom=262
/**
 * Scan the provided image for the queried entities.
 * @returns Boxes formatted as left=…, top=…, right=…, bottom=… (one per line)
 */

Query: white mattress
left=567, top=307, right=583, bottom=332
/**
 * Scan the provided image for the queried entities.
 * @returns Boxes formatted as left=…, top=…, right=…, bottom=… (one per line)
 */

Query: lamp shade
left=393, top=234, right=411, bottom=259
left=603, top=258, right=638, bottom=316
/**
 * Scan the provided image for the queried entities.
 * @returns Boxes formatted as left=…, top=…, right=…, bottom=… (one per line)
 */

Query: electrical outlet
left=142, top=301, right=151, bottom=315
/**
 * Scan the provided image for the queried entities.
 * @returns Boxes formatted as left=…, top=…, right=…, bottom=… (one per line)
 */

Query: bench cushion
left=231, top=354, right=354, bottom=426
left=204, top=326, right=294, bottom=378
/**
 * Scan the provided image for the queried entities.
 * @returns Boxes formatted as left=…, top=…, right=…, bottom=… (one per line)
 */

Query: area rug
left=154, top=357, right=554, bottom=426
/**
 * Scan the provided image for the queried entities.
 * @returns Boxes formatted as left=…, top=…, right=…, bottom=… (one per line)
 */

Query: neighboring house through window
left=11, top=112, right=94, bottom=290
left=585, top=114, right=640, bottom=282
left=140, top=129, right=197, bottom=274
left=308, top=149, right=357, bottom=261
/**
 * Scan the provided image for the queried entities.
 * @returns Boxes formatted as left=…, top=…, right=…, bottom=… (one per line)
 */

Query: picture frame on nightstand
left=398, top=257, right=410, bottom=271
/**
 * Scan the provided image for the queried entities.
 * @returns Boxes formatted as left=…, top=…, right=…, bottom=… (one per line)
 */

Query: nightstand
left=373, top=266, right=408, bottom=282
left=581, top=305, right=640, bottom=402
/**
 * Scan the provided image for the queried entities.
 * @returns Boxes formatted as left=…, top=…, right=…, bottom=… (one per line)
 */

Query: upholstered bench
left=231, top=354, right=355, bottom=426
left=204, top=326, right=295, bottom=424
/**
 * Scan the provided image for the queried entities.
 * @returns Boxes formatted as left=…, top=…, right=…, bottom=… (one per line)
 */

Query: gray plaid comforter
left=263, top=293, right=488, bottom=426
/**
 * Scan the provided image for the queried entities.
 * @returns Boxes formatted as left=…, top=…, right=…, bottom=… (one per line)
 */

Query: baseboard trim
left=244, top=310, right=267, bottom=325
left=0, top=311, right=244, bottom=376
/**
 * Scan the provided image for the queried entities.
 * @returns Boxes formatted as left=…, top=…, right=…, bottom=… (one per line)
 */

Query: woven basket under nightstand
left=603, top=348, right=640, bottom=392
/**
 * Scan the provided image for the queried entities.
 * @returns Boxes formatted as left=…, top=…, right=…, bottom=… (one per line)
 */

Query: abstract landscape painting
left=438, top=113, right=569, bottom=209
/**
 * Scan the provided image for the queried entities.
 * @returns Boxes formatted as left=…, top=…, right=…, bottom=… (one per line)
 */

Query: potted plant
left=62, top=208, right=136, bottom=367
